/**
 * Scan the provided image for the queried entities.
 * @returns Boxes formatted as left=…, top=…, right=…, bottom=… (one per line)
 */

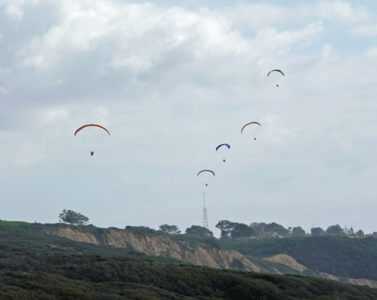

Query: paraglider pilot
left=90, top=151, right=94, bottom=156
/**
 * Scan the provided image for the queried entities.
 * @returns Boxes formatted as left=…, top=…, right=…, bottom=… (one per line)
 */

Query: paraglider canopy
left=241, top=122, right=261, bottom=141
left=75, top=124, right=110, bottom=156
left=216, top=144, right=230, bottom=162
left=241, top=122, right=261, bottom=133
left=197, top=170, right=215, bottom=177
left=215, top=144, right=230, bottom=151
left=197, top=169, right=215, bottom=187
left=74, top=124, right=110, bottom=136
left=268, top=69, right=284, bottom=87
left=267, top=69, right=285, bottom=76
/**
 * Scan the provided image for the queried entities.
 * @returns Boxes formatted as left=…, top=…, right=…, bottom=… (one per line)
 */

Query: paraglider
left=74, top=124, right=110, bottom=156
left=197, top=170, right=215, bottom=186
left=241, top=122, right=261, bottom=140
left=267, top=69, right=284, bottom=87
left=216, top=144, right=230, bottom=162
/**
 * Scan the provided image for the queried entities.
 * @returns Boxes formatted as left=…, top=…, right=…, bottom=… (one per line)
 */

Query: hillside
left=44, top=224, right=263, bottom=272
left=1, top=223, right=377, bottom=299
left=41, top=223, right=377, bottom=286
left=219, top=236, right=377, bottom=281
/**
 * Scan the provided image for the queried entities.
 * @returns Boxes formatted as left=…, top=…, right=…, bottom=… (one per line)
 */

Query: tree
left=231, top=224, right=257, bottom=239
left=356, top=230, right=364, bottom=236
left=250, top=222, right=290, bottom=237
left=185, top=225, right=213, bottom=237
left=250, top=222, right=267, bottom=236
left=291, top=226, right=306, bottom=237
left=343, top=226, right=355, bottom=236
left=215, top=220, right=233, bottom=231
left=125, top=226, right=156, bottom=234
left=59, top=209, right=89, bottom=225
left=311, top=227, right=325, bottom=237
left=216, top=221, right=257, bottom=239
left=325, top=224, right=346, bottom=236
left=215, top=220, right=235, bottom=238
left=159, top=224, right=181, bottom=235
left=265, top=222, right=290, bottom=237
left=348, top=227, right=355, bottom=236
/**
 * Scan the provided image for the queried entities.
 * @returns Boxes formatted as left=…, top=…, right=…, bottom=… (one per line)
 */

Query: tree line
left=58, top=209, right=375, bottom=239
left=215, top=221, right=370, bottom=239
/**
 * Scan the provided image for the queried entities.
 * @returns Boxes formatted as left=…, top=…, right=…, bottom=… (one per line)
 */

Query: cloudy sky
left=1, top=0, right=377, bottom=236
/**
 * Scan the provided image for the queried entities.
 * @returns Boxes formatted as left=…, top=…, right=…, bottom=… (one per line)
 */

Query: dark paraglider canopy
left=198, top=169, right=215, bottom=187
left=267, top=69, right=285, bottom=76
left=268, top=69, right=284, bottom=87
left=197, top=170, right=215, bottom=177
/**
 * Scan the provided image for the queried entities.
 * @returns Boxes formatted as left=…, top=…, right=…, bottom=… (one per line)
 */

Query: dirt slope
left=45, top=227, right=262, bottom=272
left=263, top=254, right=307, bottom=272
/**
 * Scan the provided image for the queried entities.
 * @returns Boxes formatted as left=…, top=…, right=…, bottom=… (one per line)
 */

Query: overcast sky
left=1, top=0, right=377, bottom=236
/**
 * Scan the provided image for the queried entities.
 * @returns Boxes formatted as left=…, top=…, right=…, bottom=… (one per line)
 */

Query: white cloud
left=15, top=142, right=45, bottom=166
left=319, top=44, right=338, bottom=61
left=224, top=1, right=370, bottom=31
left=1, top=0, right=39, bottom=20
left=2, top=0, right=377, bottom=233
left=0, top=85, right=8, bottom=94
left=351, top=24, right=377, bottom=37
left=89, top=106, right=110, bottom=126
left=16, top=1, right=324, bottom=75
left=365, top=47, right=377, bottom=58
left=37, top=107, right=69, bottom=128
left=316, top=0, right=369, bottom=23
left=252, top=21, right=324, bottom=56
left=222, top=3, right=291, bottom=30
left=261, top=115, right=296, bottom=145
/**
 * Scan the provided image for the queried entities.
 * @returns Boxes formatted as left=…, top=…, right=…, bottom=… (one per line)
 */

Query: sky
left=1, top=0, right=377, bottom=237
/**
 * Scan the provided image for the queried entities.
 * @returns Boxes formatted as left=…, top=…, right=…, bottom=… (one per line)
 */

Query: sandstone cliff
left=45, top=226, right=263, bottom=272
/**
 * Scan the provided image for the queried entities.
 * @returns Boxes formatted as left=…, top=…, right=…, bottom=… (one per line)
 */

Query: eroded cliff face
left=263, top=254, right=377, bottom=289
left=45, top=227, right=263, bottom=272
left=263, top=254, right=307, bottom=272
left=44, top=226, right=377, bottom=289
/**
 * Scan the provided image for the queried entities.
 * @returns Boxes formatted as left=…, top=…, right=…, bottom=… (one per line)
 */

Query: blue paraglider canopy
left=215, top=144, right=230, bottom=151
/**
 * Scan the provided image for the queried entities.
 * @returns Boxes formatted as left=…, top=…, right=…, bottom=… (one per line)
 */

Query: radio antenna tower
left=203, top=192, right=209, bottom=230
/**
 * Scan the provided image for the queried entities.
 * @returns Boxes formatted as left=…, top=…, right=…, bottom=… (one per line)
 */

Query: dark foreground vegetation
left=0, top=223, right=377, bottom=299
left=220, top=236, right=377, bottom=281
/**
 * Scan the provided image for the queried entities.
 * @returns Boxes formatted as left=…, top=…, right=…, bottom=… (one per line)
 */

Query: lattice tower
left=203, top=192, right=209, bottom=230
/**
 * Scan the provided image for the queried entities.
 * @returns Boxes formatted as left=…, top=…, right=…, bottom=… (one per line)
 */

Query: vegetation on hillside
left=1, top=224, right=377, bottom=299
left=219, top=236, right=377, bottom=281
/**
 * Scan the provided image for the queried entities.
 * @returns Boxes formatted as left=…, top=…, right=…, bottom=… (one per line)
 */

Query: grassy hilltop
left=0, top=222, right=377, bottom=299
